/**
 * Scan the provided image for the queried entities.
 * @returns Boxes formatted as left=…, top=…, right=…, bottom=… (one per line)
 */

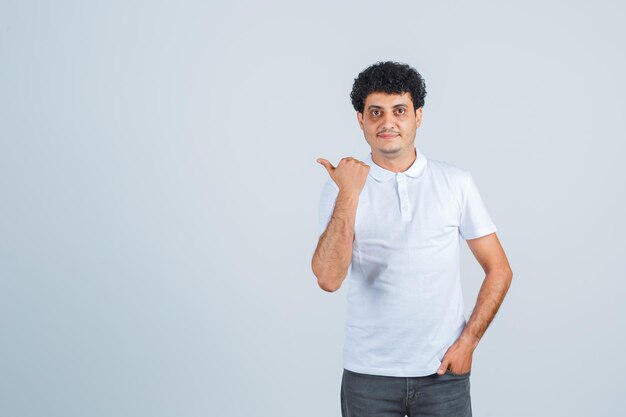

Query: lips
left=378, top=133, right=398, bottom=139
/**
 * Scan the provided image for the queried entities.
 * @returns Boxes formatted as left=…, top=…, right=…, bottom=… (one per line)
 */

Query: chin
left=377, top=146, right=402, bottom=155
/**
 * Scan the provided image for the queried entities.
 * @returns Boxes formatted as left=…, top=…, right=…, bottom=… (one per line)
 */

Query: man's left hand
left=436, top=337, right=475, bottom=375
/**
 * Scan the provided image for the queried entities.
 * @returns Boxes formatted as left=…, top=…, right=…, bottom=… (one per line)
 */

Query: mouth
left=378, top=133, right=399, bottom=139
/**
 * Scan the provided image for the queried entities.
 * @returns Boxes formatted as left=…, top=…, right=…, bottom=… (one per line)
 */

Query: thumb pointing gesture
left=316, top=156, right=369, bottom=196
left=316, top=158, right=335, bottom=176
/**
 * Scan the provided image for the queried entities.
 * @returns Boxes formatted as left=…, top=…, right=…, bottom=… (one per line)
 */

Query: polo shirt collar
left=366, top=146, right=428, bottom=182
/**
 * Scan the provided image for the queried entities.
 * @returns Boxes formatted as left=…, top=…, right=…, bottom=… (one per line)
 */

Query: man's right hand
left=316, top=157, right=370, bottom=196
left=312, top=156, right=367, bottom=292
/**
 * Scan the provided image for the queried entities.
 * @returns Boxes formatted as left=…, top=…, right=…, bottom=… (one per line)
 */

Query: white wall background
left=1, top=1, right=624, bottom=416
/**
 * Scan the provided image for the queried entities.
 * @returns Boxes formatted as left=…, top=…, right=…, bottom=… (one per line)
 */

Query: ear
left=356, top=112, right=364, bottom=130
left=415, top=107, right=423, bottom=128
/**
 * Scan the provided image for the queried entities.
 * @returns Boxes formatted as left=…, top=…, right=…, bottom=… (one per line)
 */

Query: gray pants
left=341, top=368, right=472, bottom=417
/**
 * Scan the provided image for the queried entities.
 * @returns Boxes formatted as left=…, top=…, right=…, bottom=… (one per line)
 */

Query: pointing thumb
left=316, top=158, right=335, bottom=175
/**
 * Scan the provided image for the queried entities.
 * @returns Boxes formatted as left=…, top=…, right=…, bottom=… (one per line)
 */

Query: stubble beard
left=375, top=138, right=404, bottom=157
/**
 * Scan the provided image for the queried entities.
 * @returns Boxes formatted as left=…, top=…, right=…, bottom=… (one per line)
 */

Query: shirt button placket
left=396, top=173, right=411, bottom=222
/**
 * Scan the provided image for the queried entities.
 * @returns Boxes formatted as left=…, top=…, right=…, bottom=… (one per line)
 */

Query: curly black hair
left=350, top=61, right=427, bottom=114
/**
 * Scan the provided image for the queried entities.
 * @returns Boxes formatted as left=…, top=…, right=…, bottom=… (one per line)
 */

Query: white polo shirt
left=318, top=146, right=497, bottom=377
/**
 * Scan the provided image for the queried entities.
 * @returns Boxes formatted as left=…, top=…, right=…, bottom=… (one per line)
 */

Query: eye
left=371, top=110, right=381, bottom=117
left=396, top=108, right=406, bottom=115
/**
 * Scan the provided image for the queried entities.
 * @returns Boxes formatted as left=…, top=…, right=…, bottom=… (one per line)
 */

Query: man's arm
left=437, top=232, right=513, bottom=374
left=459, top=232, right=513, bottom=348
left=311, top=157, right=369, bottom=293
left=311, top=190, right=359, bottom=292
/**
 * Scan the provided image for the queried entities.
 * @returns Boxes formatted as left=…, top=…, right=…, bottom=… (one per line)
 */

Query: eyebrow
left=367, top=104, right=408, bottom=110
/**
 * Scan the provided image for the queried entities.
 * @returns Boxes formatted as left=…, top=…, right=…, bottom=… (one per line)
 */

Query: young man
left=311, top=61, right=513, bottom=417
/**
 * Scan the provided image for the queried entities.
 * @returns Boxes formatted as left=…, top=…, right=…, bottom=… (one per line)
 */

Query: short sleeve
left=318, top=179, right=339, bottom=235
left=459, top=172, right=497, bottom=240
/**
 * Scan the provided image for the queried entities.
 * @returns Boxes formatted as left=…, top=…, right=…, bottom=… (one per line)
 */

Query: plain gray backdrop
left=1, top=1, right=625, bottom=416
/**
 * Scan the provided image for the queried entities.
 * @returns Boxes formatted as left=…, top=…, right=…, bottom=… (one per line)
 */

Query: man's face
left=357, top=91, right=423, bottom=158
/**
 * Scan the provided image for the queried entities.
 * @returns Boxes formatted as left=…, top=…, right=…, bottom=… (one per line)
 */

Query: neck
left=371, top=147, right=417, bottom=173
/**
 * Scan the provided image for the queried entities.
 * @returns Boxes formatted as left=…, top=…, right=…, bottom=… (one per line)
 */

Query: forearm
left=458, top=267, right=513, bottom=350
left=311, top=190, right=359, bottom=292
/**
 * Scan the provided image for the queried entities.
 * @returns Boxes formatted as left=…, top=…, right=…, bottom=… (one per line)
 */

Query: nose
left=381, top=112, right=396, bottom=129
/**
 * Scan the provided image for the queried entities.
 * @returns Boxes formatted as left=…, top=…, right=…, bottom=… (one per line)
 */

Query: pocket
left=445, top=369, right=471, bottom=377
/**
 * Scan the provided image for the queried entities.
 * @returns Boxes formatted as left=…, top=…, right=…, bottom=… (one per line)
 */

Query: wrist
left=458, top=332, right=480, bottom=351
left=337, top=188, right=360, bottom=200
